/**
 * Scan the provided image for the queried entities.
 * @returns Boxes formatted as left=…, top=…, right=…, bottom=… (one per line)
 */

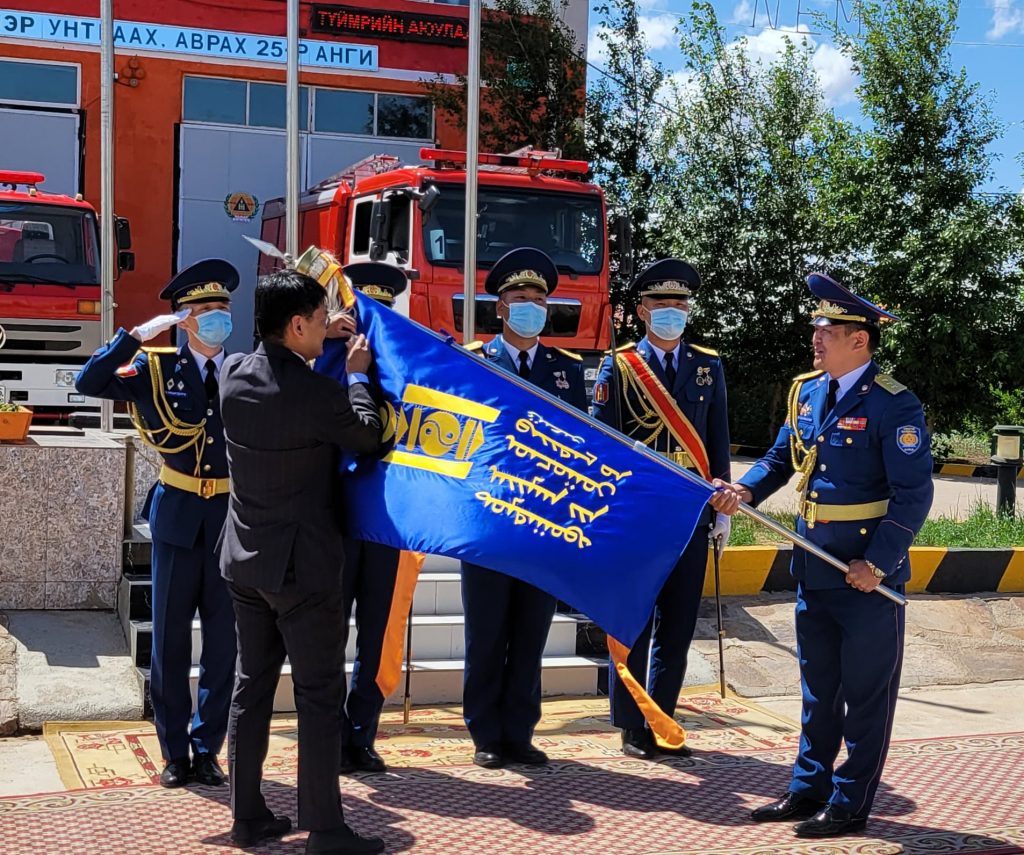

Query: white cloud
left=731, top=27, right=857, bottom=107
left=639, top=14, right=678, bottom=51
left=987, top=0, right=1024, bottom=39
left=587, top=23, right=611, bottom=65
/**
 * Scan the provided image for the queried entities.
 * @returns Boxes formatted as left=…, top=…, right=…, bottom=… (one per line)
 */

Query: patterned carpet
left=9, top=693, right=1021, bottom=854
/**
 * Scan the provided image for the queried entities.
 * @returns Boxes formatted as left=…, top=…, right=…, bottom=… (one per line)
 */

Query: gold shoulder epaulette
left=615, top=341, right=636, bottom=353
left=793, top=369, right=824, bottom=382
left=689, top=343, right=719, bottom=357
left=554, top=347, right=583, bottom=362
left=463, top=340, right=484, bottom=353
left=874, top=374, right=907, bottom=395
left=142, top=346, right=178, bottom=354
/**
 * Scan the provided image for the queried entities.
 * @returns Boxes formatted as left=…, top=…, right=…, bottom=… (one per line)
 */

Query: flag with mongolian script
left=317, top=292, right=715, bottom=747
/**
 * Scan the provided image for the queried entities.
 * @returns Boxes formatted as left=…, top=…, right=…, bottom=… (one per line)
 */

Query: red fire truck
left=0, top=171, right=133, bottom=415
left=259, top=147, right=618, bottom=389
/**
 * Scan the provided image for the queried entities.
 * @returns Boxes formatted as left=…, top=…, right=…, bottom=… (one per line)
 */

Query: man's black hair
left=840, top=321, right=881, bottom=354
left=255, top=270, right=326, bottom=341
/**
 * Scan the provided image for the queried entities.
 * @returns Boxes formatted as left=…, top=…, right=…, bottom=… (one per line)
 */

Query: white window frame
left=0, top=57, right=80, bottom=109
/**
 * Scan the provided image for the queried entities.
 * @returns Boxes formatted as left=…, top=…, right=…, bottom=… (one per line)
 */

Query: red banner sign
left=311, top=5, right=469, bottom=46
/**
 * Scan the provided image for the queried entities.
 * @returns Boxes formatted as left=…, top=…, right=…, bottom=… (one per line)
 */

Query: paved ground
left=731, top=458, right=1003, bottom=520
left=0, top=594, right=1020, bottom=800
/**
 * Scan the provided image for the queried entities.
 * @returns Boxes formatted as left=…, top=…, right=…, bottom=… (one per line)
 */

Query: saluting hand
left=346, top=333, right=372, bottom=374
left=130, top=308, right=191, bottom=343
left=846, top=559, right=882, bottom=593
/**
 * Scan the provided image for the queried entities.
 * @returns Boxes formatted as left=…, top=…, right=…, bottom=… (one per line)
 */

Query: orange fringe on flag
left=606, top=635, right=687, bottom=750
left=375, top=550, right=426, bottom=698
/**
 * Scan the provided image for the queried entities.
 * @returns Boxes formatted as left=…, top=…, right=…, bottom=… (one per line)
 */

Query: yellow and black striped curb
left=730, top=444, right=1024, bottom=481
left=702, top=545, right=1024, bottom=596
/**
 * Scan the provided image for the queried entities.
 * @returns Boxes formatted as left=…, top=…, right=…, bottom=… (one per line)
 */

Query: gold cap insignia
left=811, top=299, right=867, bottom=323
left=499, top=269, right=548, bottom=293
left=358, top=284, right=394, bottom=303
left=178, top=281, right=231, bottom=304
left=640, top=280, right=692, bottom=297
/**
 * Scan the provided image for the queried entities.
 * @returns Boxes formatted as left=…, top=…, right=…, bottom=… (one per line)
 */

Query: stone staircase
left=117, top=527, right=607, bottom=714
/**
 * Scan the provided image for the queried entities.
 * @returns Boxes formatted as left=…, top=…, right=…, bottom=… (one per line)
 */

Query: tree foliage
left=819, top=0, right=1024, bottom=432
left=423, top=0, right=587, bottom=159
left=586, top=1, right=673, bottom=320
left=655, top=3, right=846, bottom=441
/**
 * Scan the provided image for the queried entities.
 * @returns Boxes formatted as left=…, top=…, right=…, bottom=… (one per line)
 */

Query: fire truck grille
left=0, top=319, right=100, bottom=359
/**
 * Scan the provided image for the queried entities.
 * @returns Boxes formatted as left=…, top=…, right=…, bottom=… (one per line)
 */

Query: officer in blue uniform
left=591, top=258, right=732, bottom=759
left=462, top=247, right=587, bottom=769
left=711, top=273, right=934, bottom=837
left=76, top=260, right=239, bottom=789
left=313, top=262, right=407, bottom=775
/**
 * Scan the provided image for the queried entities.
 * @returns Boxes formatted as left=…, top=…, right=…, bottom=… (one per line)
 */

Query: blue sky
left=586, top=0, right=1024, bottom=193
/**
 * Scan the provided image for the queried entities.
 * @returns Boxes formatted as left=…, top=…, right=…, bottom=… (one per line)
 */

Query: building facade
left=0, top=0, right=588, bottom=351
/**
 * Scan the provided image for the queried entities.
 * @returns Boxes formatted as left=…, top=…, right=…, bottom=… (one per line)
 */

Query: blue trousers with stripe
left=150, top=532, right=235, bottom=761
left=340, top=538, right=400, bottom=749
left=789, top=584, right=906, bottom=817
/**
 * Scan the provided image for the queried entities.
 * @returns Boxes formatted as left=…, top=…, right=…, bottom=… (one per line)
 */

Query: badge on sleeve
left=897, top=425, right=922, bottom=455
left=116, top=364, right=139, bottom=378
left=593, top=382, right=609, bottom=404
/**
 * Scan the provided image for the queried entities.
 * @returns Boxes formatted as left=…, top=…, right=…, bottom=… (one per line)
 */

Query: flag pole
left=285, top=0, right=300, bottom=259
left=99, top=0, right=115, bottom=433
left=461, top=0, right=482, bottom=343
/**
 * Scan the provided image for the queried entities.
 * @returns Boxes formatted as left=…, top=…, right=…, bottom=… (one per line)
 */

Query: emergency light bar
left=419, top=148, right=590, bottom=176
left=0, top=171, right=45, bottom=189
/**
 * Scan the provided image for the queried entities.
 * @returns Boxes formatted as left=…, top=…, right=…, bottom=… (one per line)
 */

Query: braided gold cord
left=128, top=356, right=208, bottom=476
left=615, top=354, right=666, bottom=448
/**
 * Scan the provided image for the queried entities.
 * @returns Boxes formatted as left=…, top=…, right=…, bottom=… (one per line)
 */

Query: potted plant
left=0, top=402, right=33, bottom=442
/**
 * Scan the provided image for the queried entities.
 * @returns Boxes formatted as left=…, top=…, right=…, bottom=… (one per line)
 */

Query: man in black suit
left=219, top=269, right=384, bottom=854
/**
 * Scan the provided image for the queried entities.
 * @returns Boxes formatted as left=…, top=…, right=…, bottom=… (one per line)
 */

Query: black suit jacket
left=218, top=340, right=381, bottom=593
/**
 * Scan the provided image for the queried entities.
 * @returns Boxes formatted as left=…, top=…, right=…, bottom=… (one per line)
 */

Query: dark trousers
left=460, top=562, right=556, bottom=748
left=227, top=579, right=346, bottom=831
left=608, top=514, right=710, bottom=729
left=789, top=584, right=905, bottom=818
left=150, top=531, right=235, bottom=761
left=341, top=538, right=400, bottom=749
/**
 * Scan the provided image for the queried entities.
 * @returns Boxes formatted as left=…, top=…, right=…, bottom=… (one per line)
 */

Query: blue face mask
left=194, top=309, right=233, bottom=348
left=648, top=307, right=688, bottom=340
left=505, top=301, right=548, bottom=338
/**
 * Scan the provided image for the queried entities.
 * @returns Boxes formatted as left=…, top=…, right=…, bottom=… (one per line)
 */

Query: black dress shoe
left=621, top=728, right=655, bottom=760
left=794, top=805, right=868, bottom=838
left=349, top=746, right=387, bottom=773
left=231, top=814, right=292, bottom=847
left=751, top=792, right=827, bottom=822
left=504, top=742, right=548, bottom=765
left=192, top=753, right=227, bottom=786
left=159, top=757, right=191, bottom=788
left=473, top=744, right=504, bottom=769
left=305, top=823, right=385, bottom=854
left=338, top=748, right=356, bottom=775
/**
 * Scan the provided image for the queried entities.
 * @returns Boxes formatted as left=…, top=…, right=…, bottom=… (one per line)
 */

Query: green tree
left=656, top=2, right=845, bottom=442
left=821, top=0, right=1024, bottom=432
left=586, top=0, right=674, bottom=326
left=423, top=0, right=587, bottom=159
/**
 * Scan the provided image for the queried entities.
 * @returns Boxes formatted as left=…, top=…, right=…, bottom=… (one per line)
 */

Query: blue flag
left=320, top=293, right=714, bottom=648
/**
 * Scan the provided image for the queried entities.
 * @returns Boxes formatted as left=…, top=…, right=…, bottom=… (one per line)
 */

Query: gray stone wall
left=0, top=432, right=126, bottom=610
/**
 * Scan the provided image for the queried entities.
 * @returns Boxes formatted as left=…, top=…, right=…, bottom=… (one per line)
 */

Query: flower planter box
left=0, top=406, right=33, bottom=442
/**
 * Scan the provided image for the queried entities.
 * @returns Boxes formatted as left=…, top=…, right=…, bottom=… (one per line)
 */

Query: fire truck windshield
left=0, top=202, right=100, bottom=285
left=421, top=185, right=603, bottom=275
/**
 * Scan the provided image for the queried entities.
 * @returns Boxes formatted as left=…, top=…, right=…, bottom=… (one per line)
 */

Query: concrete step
left=137, top=654, right=605, bottom=713
left=189, top=613, right=581, bottom=665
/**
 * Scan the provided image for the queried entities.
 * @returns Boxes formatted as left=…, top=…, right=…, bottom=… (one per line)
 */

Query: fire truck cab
left=0, top=170, right=133, bottom=414
left=259, top=148, right=613, bottom=387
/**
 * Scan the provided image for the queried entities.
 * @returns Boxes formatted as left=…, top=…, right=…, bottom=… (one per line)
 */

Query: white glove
left=711, top=514, right=731, bottom=545
left=132, top=308, right=191, bottom=342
